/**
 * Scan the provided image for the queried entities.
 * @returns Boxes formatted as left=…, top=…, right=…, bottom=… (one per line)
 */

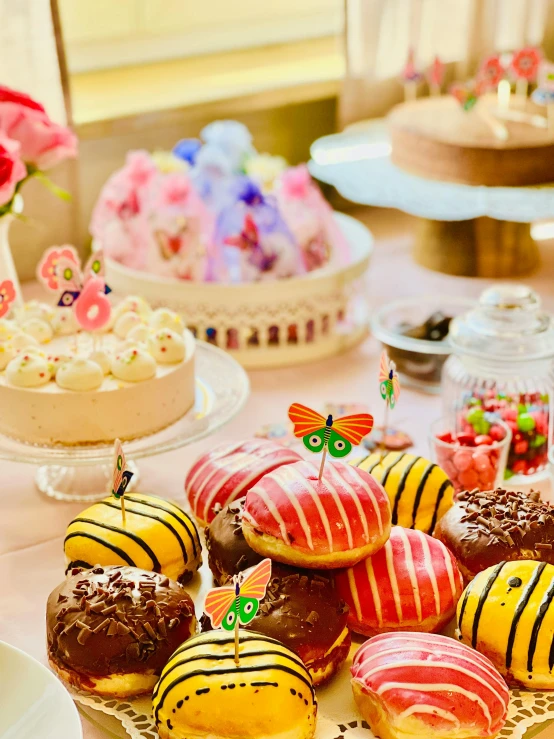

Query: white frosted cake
left=0, top=296, right=195, bottom=445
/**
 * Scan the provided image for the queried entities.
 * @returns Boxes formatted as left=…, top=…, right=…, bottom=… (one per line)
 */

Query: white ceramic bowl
left=0, top=641, right=82, bottom=739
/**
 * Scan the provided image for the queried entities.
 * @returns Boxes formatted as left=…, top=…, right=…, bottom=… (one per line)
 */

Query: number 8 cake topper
left=288, top=402, right=374, bottom=479
left=204, top=558, right=272, bottom=663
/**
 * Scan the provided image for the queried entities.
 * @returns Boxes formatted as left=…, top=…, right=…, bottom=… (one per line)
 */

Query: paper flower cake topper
left=476, top=55, right=505, bottom=92
left=379, top=350, right=400, bottom=409
left=0, top=279, right=16, bottom=319
left=511, top=47, right=542, bottom=82
left=428, top=55, right=445, bottom=89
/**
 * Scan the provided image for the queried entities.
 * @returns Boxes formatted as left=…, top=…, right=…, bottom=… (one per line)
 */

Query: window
left=58, top=0, right=344, bottom=74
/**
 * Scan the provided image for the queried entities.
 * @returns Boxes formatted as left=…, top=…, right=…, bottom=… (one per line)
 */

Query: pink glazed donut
left=335, top=526, right=463, bottom=636
left=242, top=459, right=392, bottom=569
left=351, top=632, right=509, bottom=739
left=185, top=439, right=302, bottom=525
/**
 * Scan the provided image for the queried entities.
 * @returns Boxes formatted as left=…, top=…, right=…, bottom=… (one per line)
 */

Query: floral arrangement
left=91, top=120, right=350, bottom=284
left=0, top=86, right=77, bottom=216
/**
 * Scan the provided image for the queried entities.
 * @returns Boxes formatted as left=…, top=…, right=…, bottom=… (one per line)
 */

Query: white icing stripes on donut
left=336, top=528, right=463, bottom=630
left=376, top=682, right=493, bottom=729
left=385, top=539, right=403, bottom=622
left=355, top=632, right=509, bottom=694
left=352, top=634, right=510, bottom=735
left=394, top=526, right=422, bottom=622
left=243, top=460, right=390, bottom=554
left=357, top=646, right=509, bottom=699
left=396, top=705, right=460, bottom=728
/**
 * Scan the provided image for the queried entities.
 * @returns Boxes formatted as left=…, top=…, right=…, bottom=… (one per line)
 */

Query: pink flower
left=157, top=172, right=191, bottom=208
left=37, top=245, right=80, bottom=291
left=279, top=165, right=312, bottom=199
left=476, top=55, right=505, bottom=92
left=0, top=86, right=46, bottom=113
left=0, top=102, right=77, bottom=170
left=512, top=47, right=542, bottom=82
left=0, top=133, right=26, bottom=207
left=125, top=151, right=157, bottom=188
left=0, top=279, right=16, bottom=318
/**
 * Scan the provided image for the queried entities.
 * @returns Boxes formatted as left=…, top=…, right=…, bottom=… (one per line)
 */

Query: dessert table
left=1, top=208, right=554, bottom=738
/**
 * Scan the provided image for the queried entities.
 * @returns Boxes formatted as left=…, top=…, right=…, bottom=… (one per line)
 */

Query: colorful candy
left=460, top=391, right=549, bottom=478
left=433, top=424, right=507, bottom=494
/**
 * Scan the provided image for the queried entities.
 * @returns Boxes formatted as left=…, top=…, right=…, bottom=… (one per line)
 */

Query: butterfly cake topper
left=204, top=558, right=272, bottom=663
left=288, top=402, right=374, bottom=479
left=379, top=351, right=400, bottom=409
left=112, top=439, right=134, bottom=525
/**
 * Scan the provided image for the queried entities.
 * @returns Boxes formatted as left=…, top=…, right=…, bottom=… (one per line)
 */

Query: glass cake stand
left=0, top=342, right=249, bottom=502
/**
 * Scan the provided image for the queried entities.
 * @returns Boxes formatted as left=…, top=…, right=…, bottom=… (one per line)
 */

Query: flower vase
left=0, top=212, right=23, bottom=308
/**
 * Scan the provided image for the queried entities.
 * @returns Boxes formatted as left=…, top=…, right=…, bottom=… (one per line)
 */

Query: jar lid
left=448, top=284, right=554, bottom=361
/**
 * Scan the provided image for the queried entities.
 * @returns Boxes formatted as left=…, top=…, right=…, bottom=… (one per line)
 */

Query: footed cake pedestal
left=0, top=342, right=249, bottom=502
left=414, top=217, right=538, bottom=278
left=309, top=121, right=552, bottom=278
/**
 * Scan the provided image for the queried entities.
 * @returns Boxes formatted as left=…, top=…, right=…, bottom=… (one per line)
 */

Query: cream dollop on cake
left=114, top=295, right=152, bottom=320
left=0, top=344, right=14, bottom=370
left=6, top=353, right=51, bottom=387
left=111, top=346, right=157, bottom=382
left=15, top=300, right=54, bottom=323
left=20, top=317, right=53, bottom=344
left=0, top=296, right=195, bottom=445
left=9, top=332, right=39, bottom=351
left=51, top=307, right=79, bottom=335
left=148, top=329, right=185, bottom=363
left=149, top=307, right=183, bottom=332
left=0, top=319, right=17, bottom=341
left=113, top=311, right=144, bottom=339
left=127, top=324, right=150, bottom=344
left=88, top=349, right=111, bottom=375
left=56, top=358, right=104, bottom=391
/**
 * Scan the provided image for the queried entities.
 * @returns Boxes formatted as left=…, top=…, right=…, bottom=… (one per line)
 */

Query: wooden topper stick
left=380, top=400, right=390, bottom=460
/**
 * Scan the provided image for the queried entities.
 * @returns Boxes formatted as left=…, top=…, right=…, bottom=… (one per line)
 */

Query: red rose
left=0, top=85, right=46, bottom=113
left=0, top=133, right=26, bottom=207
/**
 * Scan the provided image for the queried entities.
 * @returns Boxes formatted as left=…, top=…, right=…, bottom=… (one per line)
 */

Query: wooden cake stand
left=309, top=120, right=553, bottom=278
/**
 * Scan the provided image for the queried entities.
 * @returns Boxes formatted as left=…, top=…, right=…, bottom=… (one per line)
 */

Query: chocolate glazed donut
left=47, top=565, right=196, bottom=697
left=204, top=498, right=350, bottom=685
left=434, top=488, right=554, bottom=582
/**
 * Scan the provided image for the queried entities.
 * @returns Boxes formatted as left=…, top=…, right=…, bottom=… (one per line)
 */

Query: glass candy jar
left=442, top=285, right=554, bottom=484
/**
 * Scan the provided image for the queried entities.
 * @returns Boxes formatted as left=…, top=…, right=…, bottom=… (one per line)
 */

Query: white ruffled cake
left=0, top=296, right=195, bottom=445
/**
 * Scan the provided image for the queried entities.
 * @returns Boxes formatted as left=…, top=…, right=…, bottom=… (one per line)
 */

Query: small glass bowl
left=371, top=295, right=476, bottom=394
left=429, top=417, right=512, bottom=495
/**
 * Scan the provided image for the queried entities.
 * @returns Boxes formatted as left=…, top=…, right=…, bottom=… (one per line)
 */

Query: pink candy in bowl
left=429, top=417, right=512, bottom=495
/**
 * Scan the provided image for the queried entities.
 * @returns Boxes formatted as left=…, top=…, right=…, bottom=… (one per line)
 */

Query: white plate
left=0, top=641, right=82, bottom=739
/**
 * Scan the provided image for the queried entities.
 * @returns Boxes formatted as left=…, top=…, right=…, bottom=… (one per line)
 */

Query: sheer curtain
left=0, top=0, right=77, bottom=280
left=340, top=0, right=554, bottom=127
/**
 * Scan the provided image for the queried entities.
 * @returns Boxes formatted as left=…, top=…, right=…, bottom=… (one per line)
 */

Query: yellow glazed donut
left=457, top=559, right=554, bottom=688
left=152, top=630, right=317, bottom=739
left=64, top=493, right=202, bottom=584
left=354, top=451, right=454, bottom=533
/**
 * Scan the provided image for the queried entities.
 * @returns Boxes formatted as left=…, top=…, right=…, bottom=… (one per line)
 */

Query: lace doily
left=70, top=666, right=554, bottom=738
left=309, top=123, right=554, bottom=223
left=64, top=546, right=554, bottom=738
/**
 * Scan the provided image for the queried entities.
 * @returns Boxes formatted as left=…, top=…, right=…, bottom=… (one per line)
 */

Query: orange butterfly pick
left=288, top=403, right=373, bottom=458
left=204, top=559, right=272, bottom=631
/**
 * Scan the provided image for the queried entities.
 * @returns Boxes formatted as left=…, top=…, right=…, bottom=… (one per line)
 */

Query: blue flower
left=172, top=138, right=202, bottom=165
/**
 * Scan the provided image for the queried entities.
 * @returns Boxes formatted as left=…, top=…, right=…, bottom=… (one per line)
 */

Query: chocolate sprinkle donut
left=434, top=488, right=554, bottom=582
left=47, top=565, right=196, bottom=692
